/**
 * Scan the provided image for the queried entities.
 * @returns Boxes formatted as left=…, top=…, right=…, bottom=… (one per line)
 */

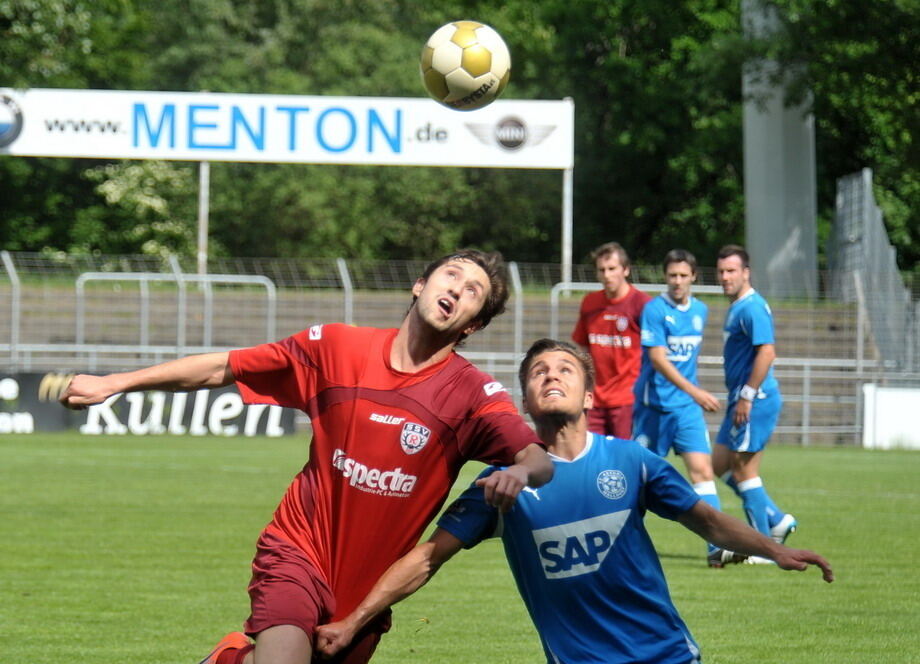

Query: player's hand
left=771, top=547, right=834, bottom=583
left=59, top=374, right=117, bottom=410
left=315, top=620, right=357, bottom=658
left=476, top=465, right=528, bottom=512
left=692, top=388, right=720, bottom=412
left=732, top=398, right=752, bottom=426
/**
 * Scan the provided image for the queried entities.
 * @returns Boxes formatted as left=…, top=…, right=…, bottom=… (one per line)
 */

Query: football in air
left=420, top=21, right=511, bottom=111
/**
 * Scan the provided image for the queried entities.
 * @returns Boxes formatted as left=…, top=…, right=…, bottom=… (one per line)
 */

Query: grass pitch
left=1, top=433, right=918, bottom=663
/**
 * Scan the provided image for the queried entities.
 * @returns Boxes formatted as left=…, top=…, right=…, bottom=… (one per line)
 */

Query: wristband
left=739, top=384, right=758, bottom=402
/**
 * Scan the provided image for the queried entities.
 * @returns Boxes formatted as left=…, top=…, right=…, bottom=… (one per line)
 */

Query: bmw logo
left=0, top=94, right=24, bottom=148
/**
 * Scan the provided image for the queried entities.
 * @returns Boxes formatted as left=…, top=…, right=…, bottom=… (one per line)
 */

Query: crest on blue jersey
left=597, top=469, right=627, bottom=500
left=692, top=315, right=703, bottom=331
left=400, top=422, right=431, bottom=455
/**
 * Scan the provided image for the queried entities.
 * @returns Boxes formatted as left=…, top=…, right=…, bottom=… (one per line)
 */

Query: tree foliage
left=0, top=0, right=915, bottom=268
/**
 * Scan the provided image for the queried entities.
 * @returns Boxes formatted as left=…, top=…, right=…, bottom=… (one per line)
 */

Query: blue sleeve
left=640, top=299, right=667, bottom=348
left=436, top=468, right=500, bottom=548
left=639, top=449, right=701, bottom=520
left=745, top=299, right=775, bottom=346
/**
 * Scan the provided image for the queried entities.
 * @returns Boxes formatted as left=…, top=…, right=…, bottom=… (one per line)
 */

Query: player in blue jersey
left=632, top=250, right=731, bottom=567
left=714, top=245, right=797, bottom=551
left=315, top=339, right=833, bottom=664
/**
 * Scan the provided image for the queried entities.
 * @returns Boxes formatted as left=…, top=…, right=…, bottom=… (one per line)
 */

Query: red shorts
left=587, top=404, right=634, bottom=439
left=245, top=530, right=392, bottom=664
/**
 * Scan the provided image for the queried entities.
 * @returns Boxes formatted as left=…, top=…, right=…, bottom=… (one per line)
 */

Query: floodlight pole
left=197, top=160, right=210, bottom=276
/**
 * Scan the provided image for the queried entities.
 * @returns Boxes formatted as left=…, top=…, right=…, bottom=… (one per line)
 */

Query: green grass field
left=2, top=433, right=918, bottom=663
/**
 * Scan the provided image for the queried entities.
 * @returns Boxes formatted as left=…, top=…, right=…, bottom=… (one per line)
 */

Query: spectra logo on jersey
left=531, top=510, right=630, bottom=579
left=332, top=448, right=418, bottom=497
left=588, top=332, right=632, bottom=348
left=0, top=94, right=24, bottom=148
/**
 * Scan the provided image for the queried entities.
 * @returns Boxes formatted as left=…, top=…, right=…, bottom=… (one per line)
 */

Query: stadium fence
left=2, top=237, right=918, bottom=445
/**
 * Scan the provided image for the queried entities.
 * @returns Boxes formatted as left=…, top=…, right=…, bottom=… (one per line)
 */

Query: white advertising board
left=862, top=383, right=920, bottom=450
left=0, top=88, right=573, bottom=169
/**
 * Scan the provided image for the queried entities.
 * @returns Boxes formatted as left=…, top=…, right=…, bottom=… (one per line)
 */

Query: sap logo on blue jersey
left=531, top=510, right=629, bottom=579
left=666, top=334, right=701, bottom=361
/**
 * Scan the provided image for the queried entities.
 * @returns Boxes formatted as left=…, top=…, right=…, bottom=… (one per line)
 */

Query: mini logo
left=616, top=316, right=628, bottom=332
left=665, top=315, right=676, bottom=325
left=465, top=116, right=557, bottom=152
left=692, top=315, right=703, bottom=331
left=308, top=325, right=322, bottom=340
left=400, top=422, right=431, bottom=455
left=0, top=94, right=24, bottom=148
left=597, top=469, right=627, bottom=500
left=494, top=116, right=526, bottom=149
left=634, top=434, right=650, bottom=448
left=483, top=381, right=505, bottom=396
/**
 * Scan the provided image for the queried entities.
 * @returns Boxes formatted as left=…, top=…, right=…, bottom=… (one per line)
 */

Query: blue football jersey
left=722, top=289, right=779, bottom=398
left=437, top=433, right=702, bottom=664
left=634, top=294, right=707, bottom=410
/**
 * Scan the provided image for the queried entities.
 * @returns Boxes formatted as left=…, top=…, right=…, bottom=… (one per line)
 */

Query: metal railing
left=2, top=250, right=918, bottom=444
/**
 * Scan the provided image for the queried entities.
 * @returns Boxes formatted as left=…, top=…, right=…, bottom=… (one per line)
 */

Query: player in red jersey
left=60, top=250, right=553, bottom=664
left=572, top=242, right=651, bottom=438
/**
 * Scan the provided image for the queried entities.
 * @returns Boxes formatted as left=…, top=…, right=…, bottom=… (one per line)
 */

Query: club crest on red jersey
left=400, top=422, right=431, bottom=455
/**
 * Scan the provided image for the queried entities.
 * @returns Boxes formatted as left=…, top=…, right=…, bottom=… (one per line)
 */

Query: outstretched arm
left=678, top=501, right=833, bottom=582
left=315, top=529, right=465, bottom=657
left=60, top=352, right=234, bottom=410
left=476, top=443, right=554, bottom=512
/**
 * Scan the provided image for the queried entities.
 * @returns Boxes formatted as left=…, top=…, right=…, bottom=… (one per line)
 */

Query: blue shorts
left=632, top=401, right=711, bottom=457
left=716, top=389, right=782, bottom=453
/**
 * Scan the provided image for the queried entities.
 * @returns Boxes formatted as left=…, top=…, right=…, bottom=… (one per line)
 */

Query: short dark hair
left=414, top=249, right=509, bottom=340
left=518, top=338, right=595, bottom=394
left=662, top=249, right=698, bottom=274
left=717, top=244, right=750, bottom=269
left=590, top=242, right=630, bottom=270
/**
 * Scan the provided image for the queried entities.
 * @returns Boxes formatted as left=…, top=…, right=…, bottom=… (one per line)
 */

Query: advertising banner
left=0, top=373, right=295, bottom=436
left=0, top=88, right=574, bottom=169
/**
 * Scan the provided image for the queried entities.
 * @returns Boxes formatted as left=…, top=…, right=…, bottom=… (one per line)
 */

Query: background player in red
left=572, top=242, right=651, bottom=438
left=60, top=250, right=553, bottom=664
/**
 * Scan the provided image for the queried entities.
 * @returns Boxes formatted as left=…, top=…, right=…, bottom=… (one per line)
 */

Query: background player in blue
left=632, top=250, right=731, bottom=567
left=315, top=339, right=833, bottom=664
left=714, top=245, right=797, bottom=553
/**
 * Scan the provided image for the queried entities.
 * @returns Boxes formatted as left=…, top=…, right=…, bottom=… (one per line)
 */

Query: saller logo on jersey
left=531, top=510, right=630, bottom=579
left=400, top=422, right=431, bottom=455
left=332, top=449, right=418, bottom=497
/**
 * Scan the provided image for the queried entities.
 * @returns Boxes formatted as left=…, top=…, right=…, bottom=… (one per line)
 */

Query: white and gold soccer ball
left=419, top=21, right=511, bottom=111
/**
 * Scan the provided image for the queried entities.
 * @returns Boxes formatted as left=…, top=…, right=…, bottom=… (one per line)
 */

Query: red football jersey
left=572, top=286, right=651, bottom=408
left=229, top=323, right=539, bottom=619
